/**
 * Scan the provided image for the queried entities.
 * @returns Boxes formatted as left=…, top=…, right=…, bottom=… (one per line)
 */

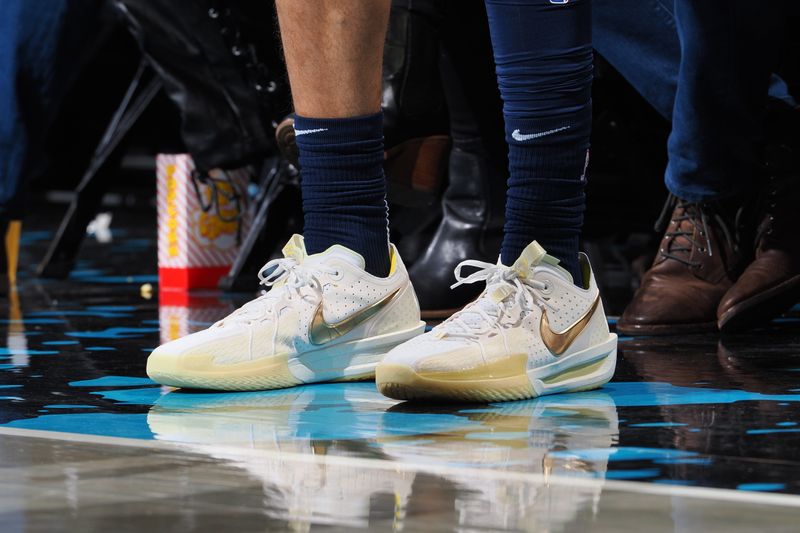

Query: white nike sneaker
left=147, top=235, right=425, bottom=391
left=376, top=241, right=617, bottom=402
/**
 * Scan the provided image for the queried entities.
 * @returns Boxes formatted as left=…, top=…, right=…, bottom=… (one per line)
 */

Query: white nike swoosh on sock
left=511, top=125, right=571, bottom=142
left=294, top=128, right=329, bottom=136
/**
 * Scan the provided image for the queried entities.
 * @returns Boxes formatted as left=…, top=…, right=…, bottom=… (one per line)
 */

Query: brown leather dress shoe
left=717, top=175, right=800, bottom=332
left=617, top=195, right=740, bottom=336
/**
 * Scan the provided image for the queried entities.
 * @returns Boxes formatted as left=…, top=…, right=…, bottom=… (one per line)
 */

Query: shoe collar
left=506, top=241, right=575, bottom=286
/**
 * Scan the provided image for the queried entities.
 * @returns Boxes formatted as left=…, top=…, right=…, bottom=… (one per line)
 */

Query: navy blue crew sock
left=484, top=0, right=593, bottom=284
left=294, top=112, right=390, bottom=277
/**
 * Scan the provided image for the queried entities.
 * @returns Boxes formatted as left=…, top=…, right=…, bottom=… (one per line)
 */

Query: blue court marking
left=629, top=422, right=688, bottom=428
left=86, top=306, right=138, bottom=312
left=603, top=382, right=800, bottom=406
left=0, top=396, right=23, bottom=401
left=0, top=385, right=21, bottom=389
left=28, top=309, right=134, bottom=319
left=42, top=341, right=80, bottom=346
left=86, top=347, right=117, bottom=352
left=0, top=348, right=58, bottom=356
left=548, top=447, right=698, bottom=462
left=605, top=468, right=661, bottom=480
left=746, top=428, right=800, bottom=435
left=69, top=269, right=105, bottom=277
left=19, top=230, right=53, bottom=244
left=68, top=273, right=158, bottom=285
left=92, top=387, right=162, bottom=405
left=44, top=405, right=98, bottom=409
left=4, top=413, right=154, bottom=439
left=737, top=483, right=786, bottom=492
left=65, top=327, right=159, bottom=339
left=69, top=376, right=157, bottom=387
left=0, top=319, right=65, bottom=325
left=777, top=422, right=798, bottom=427
left=654, top=457, right=712, bottom=466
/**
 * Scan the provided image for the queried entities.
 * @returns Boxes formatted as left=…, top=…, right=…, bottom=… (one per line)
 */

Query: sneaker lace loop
left=220, top=258, right=336, bottom=326
left=442, top=260, right=554, bottom=339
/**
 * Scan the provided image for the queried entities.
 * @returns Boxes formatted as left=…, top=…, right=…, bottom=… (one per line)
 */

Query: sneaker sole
left=147, top=322, right=426, bottom=391
left=377, top=335, right=617, bottom=402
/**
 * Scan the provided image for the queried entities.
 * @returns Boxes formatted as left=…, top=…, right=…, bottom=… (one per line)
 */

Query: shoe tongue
left=509, top=240, right=573, bottom=284
left=304, top=243, right=366, bottom=270
left=281, top=234, right=308, bottom=262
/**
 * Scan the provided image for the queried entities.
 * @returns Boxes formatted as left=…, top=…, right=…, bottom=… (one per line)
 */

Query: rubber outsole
left=147, top=323, right=427, bottom=391
left=377, top=341, right=617, bottom=403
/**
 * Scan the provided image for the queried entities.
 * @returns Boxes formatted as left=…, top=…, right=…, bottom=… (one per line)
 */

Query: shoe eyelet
left=330, top=270, right=344, bottom=281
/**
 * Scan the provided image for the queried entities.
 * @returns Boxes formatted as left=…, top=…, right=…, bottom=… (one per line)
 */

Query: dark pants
left=594, top=0, right=790, bottom=202
left=0, top=0, right=97, bottom=219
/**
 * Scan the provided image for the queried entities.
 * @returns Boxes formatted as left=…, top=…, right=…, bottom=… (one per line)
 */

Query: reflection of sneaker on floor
left=378, top=392, right=619, bottom=533
left=377, top=241, right=617, bottom=402
left=147, top=235, right=425, bottom=391
left=377, top=391, right=618, bottom=470
left=147, top=383, right=393, bottom=447
left=148, top=384, right=416, bottom=531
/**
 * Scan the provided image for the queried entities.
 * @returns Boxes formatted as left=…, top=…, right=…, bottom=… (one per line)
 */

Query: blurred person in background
left=593, top=0, right=799, bottom=335
left=0, top=0, right=101, bottom=293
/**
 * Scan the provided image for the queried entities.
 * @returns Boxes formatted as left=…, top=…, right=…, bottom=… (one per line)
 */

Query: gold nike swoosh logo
left=540, top=295, right=600, bottom=356
left=309, top=287, right=402, bottom=345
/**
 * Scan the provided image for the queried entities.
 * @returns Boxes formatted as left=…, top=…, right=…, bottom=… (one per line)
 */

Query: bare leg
left=274, top=0, right=393, bottom=276
left=275, top=0, right=391, bottom=118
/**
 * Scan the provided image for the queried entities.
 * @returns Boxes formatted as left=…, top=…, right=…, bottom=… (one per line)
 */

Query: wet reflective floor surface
left=3, top=218, right=800, bottom=531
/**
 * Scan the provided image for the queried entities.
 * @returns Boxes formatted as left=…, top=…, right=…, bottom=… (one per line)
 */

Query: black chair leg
left=218, top=159, right=302, bottom=292
left=37, top=61, right=162, bottom=279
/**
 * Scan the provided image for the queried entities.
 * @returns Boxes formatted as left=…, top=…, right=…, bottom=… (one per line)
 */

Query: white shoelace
left=438, top=260, right=556, bottom=339
left=219, top=257, right=337, bottom=326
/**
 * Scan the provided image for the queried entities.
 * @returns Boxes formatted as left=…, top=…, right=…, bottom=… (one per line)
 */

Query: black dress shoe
left=408, top=139, right=505, bottom=319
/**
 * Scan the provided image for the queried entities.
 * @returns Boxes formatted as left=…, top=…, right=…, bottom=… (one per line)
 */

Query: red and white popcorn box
left=156, top=154, right=251, bottom=290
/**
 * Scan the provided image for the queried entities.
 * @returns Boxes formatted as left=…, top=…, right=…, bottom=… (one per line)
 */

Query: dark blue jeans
left=0, top=0, right=96, bottom=218
left=594, top=0, right=791, bottom=202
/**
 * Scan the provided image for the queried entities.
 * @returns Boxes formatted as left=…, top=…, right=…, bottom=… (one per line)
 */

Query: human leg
left=486, top=0, right=593, bottom=283
left=377, top=0, right=617, bottom=402
left=618, top=0, right=790, bottom=335
left=276, top=0, right=392, bottom=277
left=147, top=1, right=425, bottom=390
